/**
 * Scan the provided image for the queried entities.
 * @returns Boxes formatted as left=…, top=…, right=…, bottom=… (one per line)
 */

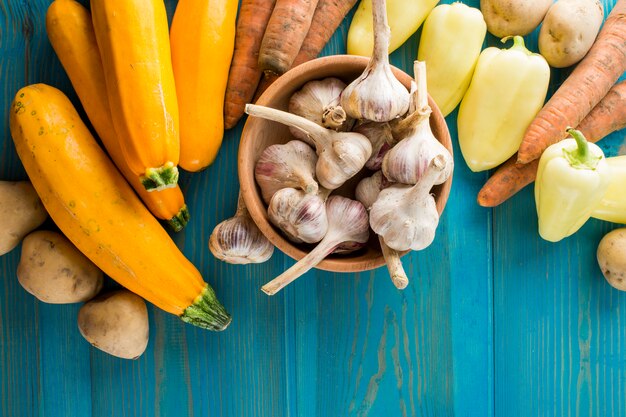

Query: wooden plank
left=286, top=4, right=491, bottom=416
left=493, top=0, right=626, bottom=414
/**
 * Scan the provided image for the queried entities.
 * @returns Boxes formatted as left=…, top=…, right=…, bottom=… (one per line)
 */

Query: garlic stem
left=414, top=61, right=429, bottom=112
left=322, top=105, right=347, bottom=129
left=246, top=103, right=331, bottom=147
left=372, top=0, right=391, bottom=65
left=261, top=231, right=340, bottom=295
left=379, top=236, right=408, bottom=289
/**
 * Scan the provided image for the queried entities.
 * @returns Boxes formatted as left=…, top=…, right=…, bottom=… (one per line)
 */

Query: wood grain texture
left=0, top=0, right=624, bottom=416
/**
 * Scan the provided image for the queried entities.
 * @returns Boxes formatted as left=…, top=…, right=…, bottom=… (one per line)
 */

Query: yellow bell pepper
left=347, top=0, right=438, bottom=56
left=592, top=155, right=626, bottom=224
left=457, top=36, right=550, bottom=172
left=535, top=129, right=610, bottom=243
left=417, top=3, right=486, bottom=117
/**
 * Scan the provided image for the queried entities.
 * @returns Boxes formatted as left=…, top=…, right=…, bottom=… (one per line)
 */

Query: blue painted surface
left=1, top=0, right=625, bottom=416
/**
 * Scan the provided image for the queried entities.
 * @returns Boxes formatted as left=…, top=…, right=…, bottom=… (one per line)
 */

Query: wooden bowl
left=238, top=55, right=453, bottom=273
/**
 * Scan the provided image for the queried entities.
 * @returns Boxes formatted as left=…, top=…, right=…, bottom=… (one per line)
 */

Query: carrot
left=291, top=0, right=358, bottom=66
left=516, top=0, right=626, bottom=165
left=223, top=0, right=276, bottom=130
left=478, top=79, right=626, bottom=207
left=253, top=0, right=357, bottom=100
left=258, top=0, right=319, bottom=75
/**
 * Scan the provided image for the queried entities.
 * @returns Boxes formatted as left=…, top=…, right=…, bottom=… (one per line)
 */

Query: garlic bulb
left=209, top=193, right=274, bottom=264
left=289, top=78, right=354, bottom=144
left=370, top=155, right=446, bottom=252
left=255, top=140, right=319, bottom=203
left=355, top=172, right=408, bottom=290
left=353, top=121, right=396, bottom=170
left=340, top=0, right=410, bottom=122
left=384, top=61, right=453, bottom=185
left=355, top=171, right=392, bottom=209
left=246, top=104, right=372, bottom=190
left=262, top=196, right=370, bottom=295
left=268, top=187, right=330, bottom=244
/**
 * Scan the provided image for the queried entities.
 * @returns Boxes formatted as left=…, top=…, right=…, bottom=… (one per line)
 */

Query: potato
left=597, top=228, right=626, bottom=291
left=538, top=0, right=603, bottom=68
left=0, top=181, right=48, bottom=255
left=17, top=230, right=103, bottom=303
left=481, top=0, right=553, bottom=37
left=78, top=290, right=149, bottom=359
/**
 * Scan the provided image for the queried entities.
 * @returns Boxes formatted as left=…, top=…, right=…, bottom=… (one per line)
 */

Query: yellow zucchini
left=170, top=0, right=238, bottom=171
left=91, top=0, right=180, bottom=190
left=46, top=0, right=189, bottom=231
left=10, top=84, right=230, bottom=331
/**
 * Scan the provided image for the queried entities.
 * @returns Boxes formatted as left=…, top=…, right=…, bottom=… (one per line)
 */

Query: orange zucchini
left=10, top=84, right=230, bottom=331
left=91, top=0, right=180, bottom=190
left=46, top=0, right=189, bottom=231
left=170, top=0, right=238, bottom=171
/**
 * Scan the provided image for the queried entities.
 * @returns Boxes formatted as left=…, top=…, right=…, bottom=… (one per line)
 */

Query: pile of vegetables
left=211, top=0, right=453, bottom=294
left=3, top=0, right=626, bottom=362
left=342, top=0, right=626, bottom=288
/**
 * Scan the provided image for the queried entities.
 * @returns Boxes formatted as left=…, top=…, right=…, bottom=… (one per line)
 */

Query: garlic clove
left=383, top=61, right=453, bottom=185
left=209, top=193, right=274, bottom=264
left=261, top=196, right=369, bottom=295
left=255, top=140, right=319, bottom=203
left=246, top=104, right=372, bottom=190
left=355, top=171, right=392, bottom=210
left=340, top=0, right=410, bottom=122
left=370, top=155, right=445, bottom=252
left=353, top=121, right=396, bottom=170
left=267, top=188, right=328, bottom=244
left=354, top=172, right=408, bottom=289
left=289, top=78, right=354, bottom=144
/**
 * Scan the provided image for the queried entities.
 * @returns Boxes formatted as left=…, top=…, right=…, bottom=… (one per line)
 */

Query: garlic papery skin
left=209, top=193, right=274, bottom=264
left=255, top=140, right=319, bottom=203
left=354, top=172, right=409, bottom=290
left=288, top=78, right=354, bottom=144
left=340, top=0, right=410, bottom=122
left=268, top=188, right=328, bottom=244
left=353, top=121, right=396, bottom=170
left=370, top=155, right=445, bottom=252
left=245, top=104, right=372, bottom=190
left=355, top=171, right=392, bottom=210
left=261, top=196, right=370, bottom=295
left=383, top=61, right=453, bottom=185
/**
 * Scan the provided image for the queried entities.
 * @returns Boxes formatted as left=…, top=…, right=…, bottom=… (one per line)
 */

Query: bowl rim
left=238, top=54, right=453, bottom=273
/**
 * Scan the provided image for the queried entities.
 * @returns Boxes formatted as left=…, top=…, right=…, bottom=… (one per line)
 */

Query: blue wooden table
left=1, top=0, right=625, bottom=416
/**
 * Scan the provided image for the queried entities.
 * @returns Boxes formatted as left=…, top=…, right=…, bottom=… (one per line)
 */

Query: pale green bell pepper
left=458, top=36, right=550, bottom=172
left=347, top=0, right=439, bottom=56
left=418, top=3, right=486, bottom=117
left=535, top=129, right=611, bottom=242
left=592, top=155, right=626, bottom=224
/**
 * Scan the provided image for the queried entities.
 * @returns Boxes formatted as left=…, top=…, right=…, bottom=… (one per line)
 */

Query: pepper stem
left=564, top=128, right=602, bottom=169
left=501, top=36, right=532, bottom=55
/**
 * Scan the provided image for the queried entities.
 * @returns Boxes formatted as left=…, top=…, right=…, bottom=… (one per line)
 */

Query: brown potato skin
left=597, top=228, right=626, bottom=291
left=0, top=181, right=48, bottom=255
left=481, top=0, right=553, bottom=37
left=17, top=230, right=103, bottom=303
left=538, top=0, right=603, bottom=68
left=78, top=290, right=149, bottom=360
